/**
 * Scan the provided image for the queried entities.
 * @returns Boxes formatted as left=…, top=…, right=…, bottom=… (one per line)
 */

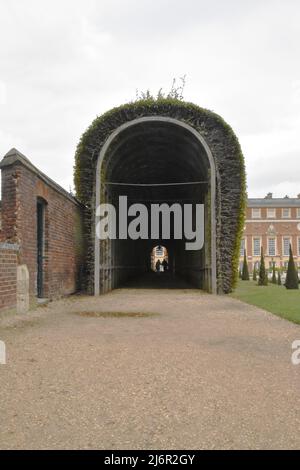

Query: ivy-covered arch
left=74, top=99, right=246, bottom=294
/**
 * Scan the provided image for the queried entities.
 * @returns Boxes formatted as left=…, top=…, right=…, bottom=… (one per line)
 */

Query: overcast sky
left=0, top=0, right=299, bottom=198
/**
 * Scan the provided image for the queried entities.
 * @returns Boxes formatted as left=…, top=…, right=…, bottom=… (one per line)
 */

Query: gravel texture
left=1, top=287, right=300, bottom=450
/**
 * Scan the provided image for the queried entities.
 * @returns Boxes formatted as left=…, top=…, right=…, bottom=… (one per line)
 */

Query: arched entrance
left=151, top=245, right=168, bottom=272
left=74, top=100, right=246, bottom=295
left=94, top=117, right=217, bottom=295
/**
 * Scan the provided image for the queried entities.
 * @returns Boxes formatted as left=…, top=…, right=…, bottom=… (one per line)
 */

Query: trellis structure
left=74, top=99, right=246, bottom=295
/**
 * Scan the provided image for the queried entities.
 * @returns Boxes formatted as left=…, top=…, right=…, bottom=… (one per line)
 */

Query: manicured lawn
left=231, top=280, right=300, bottom=324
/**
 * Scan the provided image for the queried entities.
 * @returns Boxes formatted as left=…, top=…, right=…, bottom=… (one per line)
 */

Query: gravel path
left=1, top=288, right=300, bottom=449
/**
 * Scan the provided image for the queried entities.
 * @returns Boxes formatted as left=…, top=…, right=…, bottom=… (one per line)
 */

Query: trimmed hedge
left=286, top=245, right=299, bottom=289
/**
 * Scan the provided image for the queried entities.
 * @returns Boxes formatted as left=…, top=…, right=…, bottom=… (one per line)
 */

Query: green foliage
left=242, top=250, right=250, bottom=280
left=73, top=96, right=246, bottom=294
left=258, top=247, right=268, bottom=286
left=230, top=154, right=247, bottom=290
left=272, top=264, right=277, bottom=284
left=277, top=270, right=282, bottom=286
left=285, top=245, right=299, bottom=289
left=231, top=281, right=300, bottom=324
left=252, top=266, right=257, bottom=281
left=135, top=76, right=187, bottom=102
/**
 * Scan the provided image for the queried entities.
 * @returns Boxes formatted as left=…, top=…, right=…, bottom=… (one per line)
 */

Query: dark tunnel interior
left=97, top=120, right=213, bottom=293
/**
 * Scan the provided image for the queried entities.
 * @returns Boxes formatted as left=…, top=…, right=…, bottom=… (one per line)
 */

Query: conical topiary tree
left=258, top=247, right=268, bottom=286
left=285, top=244, right=299, bottom=289
left=253, top=265, right=257, bottom=281
left=272, top=264, right=277, bottom=284
left=242, top=250, right=250, bottom=280
left=277, top=270, right=282, bottom=286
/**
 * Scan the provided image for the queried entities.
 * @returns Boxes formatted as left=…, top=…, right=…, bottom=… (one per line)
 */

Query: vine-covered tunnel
left=98, top=118, right=214, bottom=293
left=74, top=100, right=246, bottom=295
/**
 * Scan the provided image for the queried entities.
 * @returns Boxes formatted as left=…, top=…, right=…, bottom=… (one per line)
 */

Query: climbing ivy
left=74, top=98, right=246, bottom=294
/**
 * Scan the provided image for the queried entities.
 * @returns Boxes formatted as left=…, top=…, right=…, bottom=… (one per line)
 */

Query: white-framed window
left=297, top=208, right=300, bottom=218
left=155, top=246, right=163, bottom=256
left=253, top=237, right=261, bottom=257
left=252, top=208, right=261, bottom=219
left=240, top=238, right=245, bottom=256
left=267, top=208, right=276, bottom=218
left=283, top=237, right=291, bottom=257
left=282, top=208, right=291, bottom=218
left=268, top=237, right=276, bottom=256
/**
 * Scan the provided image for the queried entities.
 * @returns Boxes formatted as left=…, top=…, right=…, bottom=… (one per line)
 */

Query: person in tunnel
left=155, top=260, right=161, bottom=272
left=162, top=258, right=169, bottom=272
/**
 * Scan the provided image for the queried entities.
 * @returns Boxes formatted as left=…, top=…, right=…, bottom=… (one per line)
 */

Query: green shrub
left=272, top=264, right=277, bottom=284
left=258, top=247, right=268, bottom=286
left=285, top=245, right=299, bottom=289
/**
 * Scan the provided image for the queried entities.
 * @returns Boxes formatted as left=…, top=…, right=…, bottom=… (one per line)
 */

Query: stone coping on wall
left=0, top=148, right=83, bottom=208
left=0, top=242, right=20, bottom=251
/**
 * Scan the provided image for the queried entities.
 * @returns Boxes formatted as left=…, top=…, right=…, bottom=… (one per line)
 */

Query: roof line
left=0, top=148, right=83, bottom=208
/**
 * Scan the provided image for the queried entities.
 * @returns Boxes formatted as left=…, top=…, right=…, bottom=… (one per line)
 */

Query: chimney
left=297, top=194, right=300, bottom=199
left=265, top=192, right=273, bottom=199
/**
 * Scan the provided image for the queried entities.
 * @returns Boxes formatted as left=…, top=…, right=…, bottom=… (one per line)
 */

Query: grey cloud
left=0, top=0, right=300, bottom=196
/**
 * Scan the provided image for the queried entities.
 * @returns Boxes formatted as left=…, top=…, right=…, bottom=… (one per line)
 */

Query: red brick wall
left=0, top=165, right=18, bottom=242
left=1, top=160, right=84, bottom=302
left=0, top=244, right=18, bottom=311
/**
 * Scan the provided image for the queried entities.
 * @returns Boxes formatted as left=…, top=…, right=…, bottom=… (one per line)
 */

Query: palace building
left=240, top=193, right=300, bottom=272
